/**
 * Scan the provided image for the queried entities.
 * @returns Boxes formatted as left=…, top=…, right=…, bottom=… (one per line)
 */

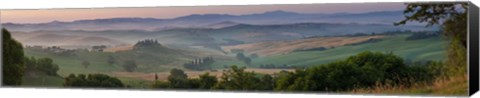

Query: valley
left=3, top=10, right=446, bottom=89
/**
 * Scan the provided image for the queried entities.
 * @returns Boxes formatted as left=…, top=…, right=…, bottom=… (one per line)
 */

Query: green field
left=21, top=33, right=448, bottom=88
left=251, top=34, right=448, bottom=67
left=22, top=71, right=64, bottom=87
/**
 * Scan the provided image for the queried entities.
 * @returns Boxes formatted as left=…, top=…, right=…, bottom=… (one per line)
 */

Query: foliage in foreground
left=64, top=73, right=125, bottom=88
left=2, top=28, right=25, bottom=86
left=24, top=57, right=60, bottom=76
left=358, top=2, right=470, bottom=95
left=274, top=51, right=439, bottom=92
left=151, top=51, right=440, bottom=93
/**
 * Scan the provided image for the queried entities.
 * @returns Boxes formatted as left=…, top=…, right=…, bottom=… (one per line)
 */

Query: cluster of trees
left=293, top=47, right=328, bottom=52
left=343, top=32, right=377, bottom=37
left=3, top=28, right=62, bottom=86
left=258, top=64, right=300, bottom=69
left=24, top=57, right=60, bottom=76
left=345, top=38, right=383, bottom=46
left=26, top=46, right=76, bottom=56
left=64, top=73, right=125, bottom=88
left=212, top=66, right=274, bottom=90
left=152, top=51, right=442, bottom=92
left=134, top=39, right=161, bottom=48
left=2, top=28, right=25, bottom=85
left=152, top=68, right=218, bottom=89
left=395, top=3, right=468, bottom=76
left=235, top=53, right=252, bottom=65
left=91, top=45, right=107, bottom=52
left=405, top=32, right=440, bottom=40
left=123, top=60, right=138, bottom=72
left=183, top=57, right=215, bottom=71
left=274, top=51, right=439, bottom=91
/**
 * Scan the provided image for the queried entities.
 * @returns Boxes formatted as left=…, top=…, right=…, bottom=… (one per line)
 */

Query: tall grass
left=351, top=74, right=467, bottom=96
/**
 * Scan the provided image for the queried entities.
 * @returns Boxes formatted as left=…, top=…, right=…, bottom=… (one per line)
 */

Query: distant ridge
left=3, top=10, right=407, bottom=32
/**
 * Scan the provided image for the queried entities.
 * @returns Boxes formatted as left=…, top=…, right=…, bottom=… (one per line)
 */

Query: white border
left=0, top=0, right=478, bottom=98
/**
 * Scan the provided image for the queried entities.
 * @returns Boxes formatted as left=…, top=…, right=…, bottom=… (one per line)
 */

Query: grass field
left=21, top=33, right=448, bottom=88
left=350, top=75, right=468, bottom=96
left=22, top=71, right=64, bottom=87
left=252, top=34, right=448, bottom=67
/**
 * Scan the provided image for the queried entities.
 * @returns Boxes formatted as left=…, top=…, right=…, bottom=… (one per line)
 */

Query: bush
left=274, top=51, right=433, bottom=91
left=25, top=57, right=60, bottom=76
left=64, top=73, right=124, bottom=88
left=2, top=28, right=25, bottom=85
left=213, top=65, right=261, bottom=90
left=123, top=60, right=137, bottom=72
left=198, top=73, right=217, bottom=89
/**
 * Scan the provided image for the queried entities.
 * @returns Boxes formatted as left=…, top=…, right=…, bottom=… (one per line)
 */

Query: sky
left=0, top=2, right=406, bottom=24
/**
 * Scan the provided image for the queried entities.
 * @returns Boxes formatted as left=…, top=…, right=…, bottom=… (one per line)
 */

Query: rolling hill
left=3, top=10, right=433, bottom=32
left=251, top=34, right=448, bottom=67
left=222, top=35, right=385, bottom=56
left=12, top=33, right=126, bottom=48
left=9, top=22, right=437, bottom=51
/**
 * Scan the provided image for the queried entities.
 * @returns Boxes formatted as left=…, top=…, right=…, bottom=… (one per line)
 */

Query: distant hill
left=12, top=33, right=126, bottom=48
left=3, top=10, right=424, bottom=32
left=9, top=22, right=437, bottom=50
left=205, top=21, right=240, bottom=29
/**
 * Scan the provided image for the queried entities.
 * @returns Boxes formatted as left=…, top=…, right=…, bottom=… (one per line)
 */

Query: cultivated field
left=222, top=35, right=385, bottom=56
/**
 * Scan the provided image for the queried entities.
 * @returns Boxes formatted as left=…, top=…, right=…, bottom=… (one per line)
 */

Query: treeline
left=405, top=31, right=440, bottom=40
left=64, top=73, right=124, bottom=88
left=3, top=28, right=62, bottom=85
left=273, top=51, right=440, bottom=91
left=235, top=53, right=252, bottom=66
left=134, top=39, right=161, bottom=48
left=303, top=30, right=438, bottom=39
left=3, top=28, right=25, bottom=85
left=258, top=64, right=302, bottom=69
left=152, top=67, right=273, bottom=90
left=183, top=57, right=215, bottom=71
left=24, top=57, right=60, bottom=76
left=26, top=46, right=76, bottom=56
left=151, top=51, right=443, bottom=91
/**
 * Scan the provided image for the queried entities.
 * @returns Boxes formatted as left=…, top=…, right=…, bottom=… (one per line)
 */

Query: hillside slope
left=252, top=34, right=448, bottom=67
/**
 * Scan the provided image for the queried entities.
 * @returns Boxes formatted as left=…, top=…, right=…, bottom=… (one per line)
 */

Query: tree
left=64, top=73, right=124, bottom=88
left=107, top=55, right=115, bottom=65
left=35, top=58, right=60, bottom=76
left=259, top=74, right=274, bottom=90
left=198, top=72, right=217, bottom=89
left=123, top=60, right=137, bottom=72
left=134, top=39, right=161, bottom=48
left=91, top=45, right=107, bottom=52
left=167, top=68, right=189, bottom=88
left=274, top=51, right=430, bottom=91
left=213, top=65, right=260, bottom=90
left=81, top=60, right=90, bottom=69
left=2, top=28, right=25, bottom=85
left=155, top=73, right=159, bottom=81
left=395, top=2, right=468, bottom=75
left=236, top=53, right=252, bottom=65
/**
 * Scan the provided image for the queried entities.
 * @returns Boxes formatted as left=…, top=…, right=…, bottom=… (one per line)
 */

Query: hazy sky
left=0, top=2, right=406, bottom=24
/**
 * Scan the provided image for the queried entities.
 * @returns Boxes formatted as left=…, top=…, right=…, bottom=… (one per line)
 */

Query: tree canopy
left=64, top=73, right=125, bottom=88
left=395, top=2, right=468, bottom=75
left=2, top=28, right=25, bottom=86
left=24, top=57, right=60, bottom=76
